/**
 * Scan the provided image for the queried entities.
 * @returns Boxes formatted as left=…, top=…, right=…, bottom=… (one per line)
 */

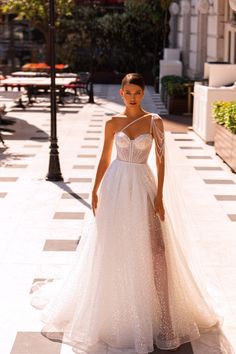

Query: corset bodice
left=115, top=131, right=153, bottom=164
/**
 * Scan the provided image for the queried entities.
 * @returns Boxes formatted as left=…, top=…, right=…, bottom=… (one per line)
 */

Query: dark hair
left=121, top=73, right=145, bottom=90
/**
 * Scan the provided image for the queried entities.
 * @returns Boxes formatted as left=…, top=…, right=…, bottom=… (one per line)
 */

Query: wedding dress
left=31, top=114, right=234, bottom=354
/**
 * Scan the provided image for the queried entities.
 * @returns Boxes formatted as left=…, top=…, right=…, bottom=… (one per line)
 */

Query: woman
left=33, top=73, right=233, bottom=354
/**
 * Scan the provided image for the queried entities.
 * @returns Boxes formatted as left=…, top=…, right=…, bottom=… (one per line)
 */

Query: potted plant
left=161, top=75, right=192, bottom=114
left=212, top=101, right=236, bottom=172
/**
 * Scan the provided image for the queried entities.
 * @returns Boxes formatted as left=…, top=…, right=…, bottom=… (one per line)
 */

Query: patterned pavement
left=0, top=85, right=236, bottom=353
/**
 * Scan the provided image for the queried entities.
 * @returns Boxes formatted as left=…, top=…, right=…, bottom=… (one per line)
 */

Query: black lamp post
left=46, top=0, right=63, bottom=181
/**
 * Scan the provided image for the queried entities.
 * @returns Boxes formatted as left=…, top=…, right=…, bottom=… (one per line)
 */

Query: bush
left=212, top=101, right=236, bottom=134
left=161, top=75, right=192, bottom=98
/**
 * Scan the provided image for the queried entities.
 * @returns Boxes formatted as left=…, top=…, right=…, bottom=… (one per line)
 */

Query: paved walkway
left=0, top=85, right=235, bottom=354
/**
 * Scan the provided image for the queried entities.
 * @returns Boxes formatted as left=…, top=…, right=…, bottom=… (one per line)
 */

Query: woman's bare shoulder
left=105, top=115, right=125, bottom=132
left=106, top=114, right=126, bottom=129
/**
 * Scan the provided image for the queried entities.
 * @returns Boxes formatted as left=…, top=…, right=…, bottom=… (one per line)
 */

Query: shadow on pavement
left=0, top=115, right=49, bottom=141
left=0, top=116, right=49, bottom=164
left=52, top=181, right=92, bottom=210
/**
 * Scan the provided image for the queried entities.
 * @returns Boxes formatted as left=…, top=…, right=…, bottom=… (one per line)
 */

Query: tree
left=58, top=1, right=165, bottom=79
left=121, top=0, right=165, bottom=77
left=124, top=0, right=171, bottom=58
left=2, top=0, right=167, bottom=79
left=2, top=0, right=75, bottom=63
left=56, top=5, right=105, bottom=72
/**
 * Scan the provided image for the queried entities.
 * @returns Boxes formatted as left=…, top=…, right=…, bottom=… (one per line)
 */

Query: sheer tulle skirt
left=32, top=159, right=230, bottom=354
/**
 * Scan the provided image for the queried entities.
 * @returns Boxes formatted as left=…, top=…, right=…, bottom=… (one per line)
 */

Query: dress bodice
left=115, top=132, right=153, bottom=164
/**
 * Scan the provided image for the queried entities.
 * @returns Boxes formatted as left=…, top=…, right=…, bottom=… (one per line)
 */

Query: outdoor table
left=11, top=71, right=78, bottom=78
left=11, top=71, right=49, bottom=77
left=1, top=77, right=77, bottom=105
left=55, top=73, right=78, bottom=78
left=2, top=77, right=75, bottom=86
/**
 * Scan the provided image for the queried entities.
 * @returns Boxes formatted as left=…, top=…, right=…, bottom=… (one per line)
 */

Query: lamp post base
left=46, top=141, right=63, bottom=181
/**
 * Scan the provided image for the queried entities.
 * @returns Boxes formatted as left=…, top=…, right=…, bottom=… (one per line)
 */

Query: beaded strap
left=151, top=115, right=165, bottom=163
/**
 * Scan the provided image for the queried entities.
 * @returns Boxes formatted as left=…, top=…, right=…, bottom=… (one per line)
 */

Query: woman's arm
left=153, top=117, right=165, bottom=220
left=91, top=119, right=114, bottom=215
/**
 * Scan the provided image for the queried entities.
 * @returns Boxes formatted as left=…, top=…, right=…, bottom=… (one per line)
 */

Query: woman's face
left=120, top=84, right=144, bottom=109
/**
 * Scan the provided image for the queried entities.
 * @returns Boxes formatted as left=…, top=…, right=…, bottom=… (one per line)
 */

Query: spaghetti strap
left=120, top=113, right=151, bottom=132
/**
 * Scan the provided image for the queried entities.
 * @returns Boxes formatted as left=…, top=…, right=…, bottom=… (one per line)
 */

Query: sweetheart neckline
left=115, top=131, right=153, bottom=141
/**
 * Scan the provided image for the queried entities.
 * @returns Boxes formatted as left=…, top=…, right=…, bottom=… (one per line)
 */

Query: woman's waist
left=115, top=157, right=148, bottom=166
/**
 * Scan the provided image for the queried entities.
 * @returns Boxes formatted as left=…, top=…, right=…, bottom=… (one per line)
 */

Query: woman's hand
left=92, top=190, right=98, bottom=216
left=154, top=196, right=165, bottom=221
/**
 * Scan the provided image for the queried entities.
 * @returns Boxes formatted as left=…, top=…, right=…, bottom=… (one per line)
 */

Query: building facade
left=169, top=0, right=236, bottom=79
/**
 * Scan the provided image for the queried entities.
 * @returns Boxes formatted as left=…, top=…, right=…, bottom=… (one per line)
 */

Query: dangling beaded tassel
left=152, top=116, right=165, bottom=163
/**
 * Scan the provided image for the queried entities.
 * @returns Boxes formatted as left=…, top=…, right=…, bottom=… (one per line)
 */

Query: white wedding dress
left=32, top=114, right=234, bottom=354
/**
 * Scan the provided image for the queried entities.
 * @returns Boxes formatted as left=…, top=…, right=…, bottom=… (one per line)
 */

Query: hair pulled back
left=121, top=73, right=145, bottom=90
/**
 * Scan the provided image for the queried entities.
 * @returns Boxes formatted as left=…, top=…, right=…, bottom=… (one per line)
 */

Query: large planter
left=215, top=124, right=236, bottom=172
left=166, top=95, right=188, bottom=114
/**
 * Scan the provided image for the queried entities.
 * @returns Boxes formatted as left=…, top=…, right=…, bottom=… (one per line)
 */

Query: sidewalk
left=0, top=85, right=235, bottom=354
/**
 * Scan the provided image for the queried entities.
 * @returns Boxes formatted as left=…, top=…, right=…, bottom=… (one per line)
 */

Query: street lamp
left=46, top=0, right=63, bottom=181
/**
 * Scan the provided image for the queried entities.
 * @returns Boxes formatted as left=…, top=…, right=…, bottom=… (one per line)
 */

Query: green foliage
left=56, top=5, right=105, bottom=71
left=3, top=0, right=48, bottom=24
left=58, top=2, right=164, bottom=74
left=2, top=0, right=75, bottom=63
left=2, top=0, right=166, bottom=74
left=2, top=0, right=74, bottom=29
left=118, top=2, right=162, bottom=73
left=161, top=75, right=192, bottom=98
left=212, top=101, right=236, bottom=134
